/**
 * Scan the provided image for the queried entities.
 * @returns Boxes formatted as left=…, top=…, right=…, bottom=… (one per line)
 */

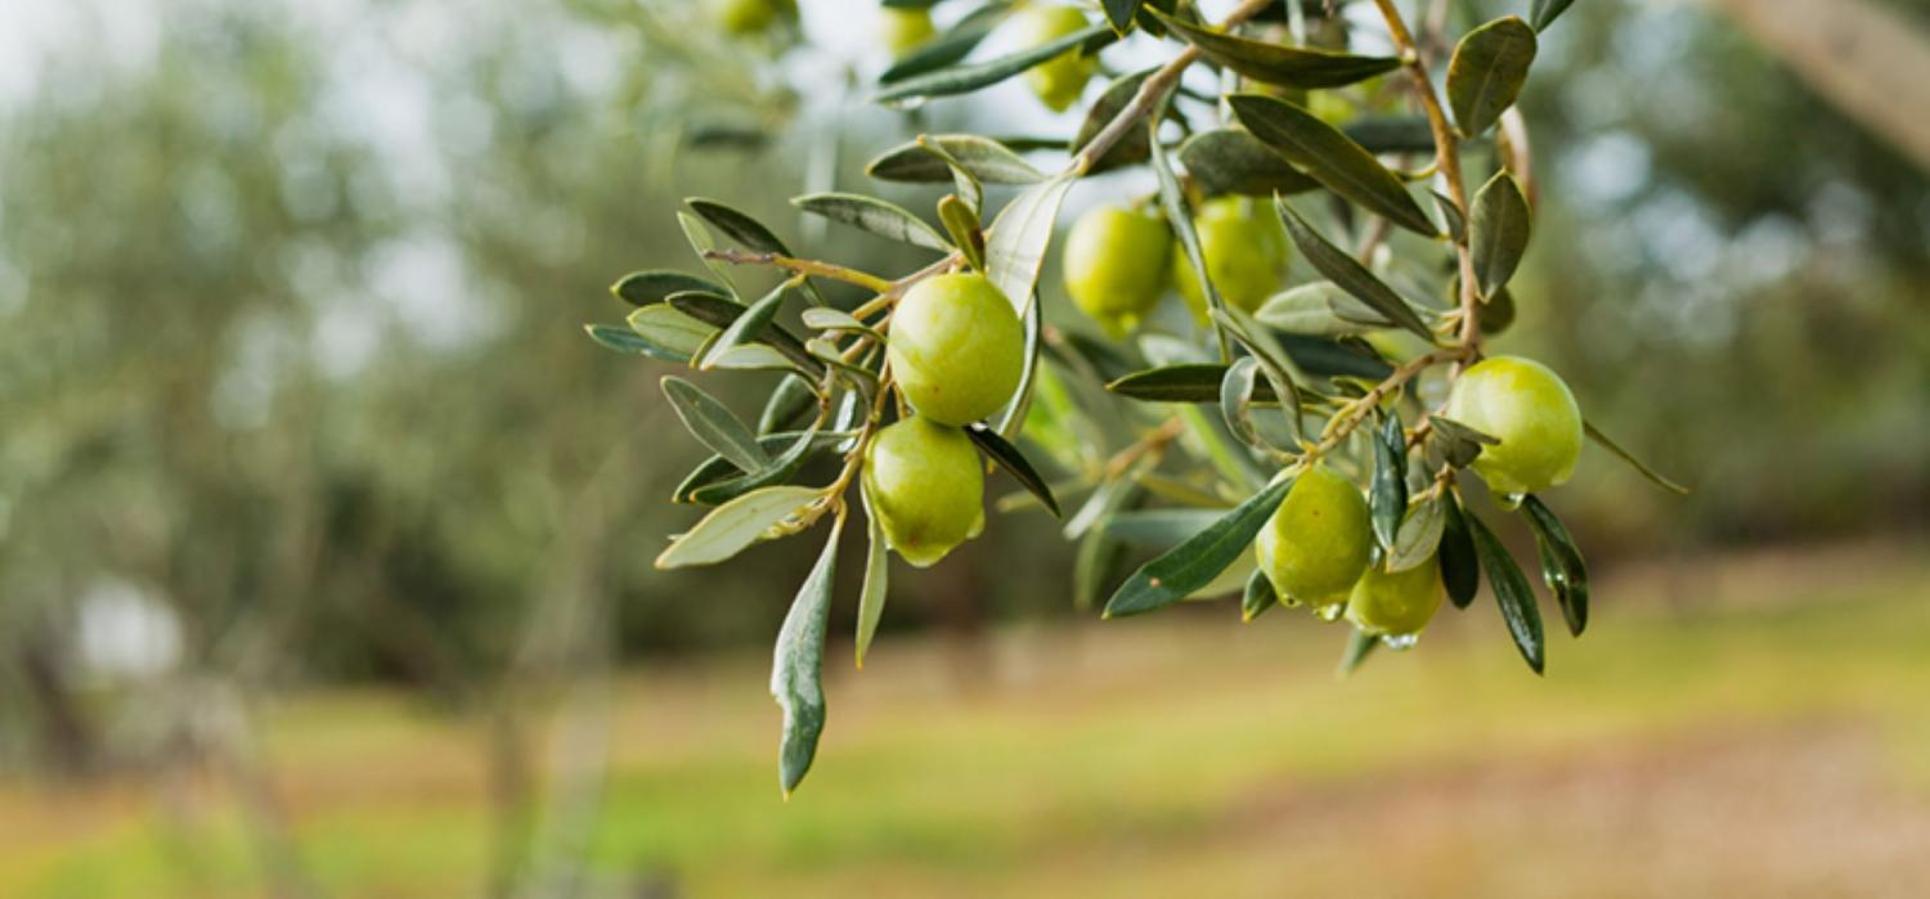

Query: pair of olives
left=1255, top=357, right=1582, bottom=637
left=865, top=273, right=1027, bottom=567
left=1062, top=197, right=1291, bottom=337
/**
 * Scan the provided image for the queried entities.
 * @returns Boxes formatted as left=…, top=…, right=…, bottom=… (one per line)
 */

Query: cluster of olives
left=865, top=273, right=1027, bottom=567
left=1255, top=357, right=1581, bottom=640
left=1063, top=196, right=1292, bottom=337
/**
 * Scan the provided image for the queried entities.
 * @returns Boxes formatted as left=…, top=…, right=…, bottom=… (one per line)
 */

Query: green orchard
left=1173, top=196, right=1292, bottom=325
left=887, top=272, right=1025, bottom=426
left=1014, top=4, right=1096, bottom=112
left=708, top=0, right=796, bottom=36
left=862, top=416, right=986, bottom=568
left=1345, top=555, right=1446, bottom=638
left=1444, top=355, right=1584, bottom=496
left=1254, top=464, right=1374, bottom=609
left=1062, top=204, right=1173, bottom=338
left=879, top=6, right=936, bottom=58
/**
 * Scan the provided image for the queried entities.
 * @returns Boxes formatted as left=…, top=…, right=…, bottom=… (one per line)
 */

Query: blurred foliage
left=0, top=0, right=1924, bottom=774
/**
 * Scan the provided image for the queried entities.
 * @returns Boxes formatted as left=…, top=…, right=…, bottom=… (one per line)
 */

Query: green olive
left=888, top=272, right=1025, bottom=426
left=1345, top=554, right=1445, bottom=637
left=1443, top=355, right=1583, bottom=496
left=1172, top=196, right=1292, bottom=325
left=1062, top=204, right=1172, bottom=338
left=1253, top=464, right=1373, bottom=609
left=879, top=7, right=936, bottom=58
left=1013, top=4, right=1097, bottom=112
left=708, top=0, right=797, bottom=35
left=863, top=417, right=986, bottom=568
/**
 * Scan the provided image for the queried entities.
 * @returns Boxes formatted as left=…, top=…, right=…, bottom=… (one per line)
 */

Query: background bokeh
left=0, top=0, right=1925, bottom=896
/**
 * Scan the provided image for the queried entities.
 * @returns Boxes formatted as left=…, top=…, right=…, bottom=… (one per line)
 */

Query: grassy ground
left=4, top=540, right=1928, bottom=897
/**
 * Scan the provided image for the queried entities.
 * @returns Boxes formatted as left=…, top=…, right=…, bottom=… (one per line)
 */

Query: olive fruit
left=888, top=272, right=1025, bottom=426
left=862, top=416, right=985, bottom=568
left=1345, top=556, right=1445, bottom=638
left=1443, top=355, right=1583, bottom=496
left=1254, top=464, right=1373, bottom=609
left=1013, top=4, right=1097, bottom=112
left=708, top=0, right=796, bottom=35
left=1062, top=204, right=1172, bottom=337
left=1173, top=196, right=1292, bottom=325
left=879, top=7, right=936, bottom=58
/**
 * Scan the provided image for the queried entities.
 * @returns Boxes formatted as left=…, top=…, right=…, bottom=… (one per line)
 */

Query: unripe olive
left=1253, top=464, right=1373, bottom=608
left=888, top=272, right=1025, bottom=426
left=1345, top=555, right=1446, bottom=638
left=879, top=7, right=936, bottom=58
left=1013, top=4, right=1096, bottom=112
left=708, top=0, right=796, bottom=35
left=1173, top=196, right=1292, bottom=325
left=1062, top=204, right=1172, bottom=338
left=863, top=416, right=986, bottom=568
left=1443, top=355, right=1583, bottom=496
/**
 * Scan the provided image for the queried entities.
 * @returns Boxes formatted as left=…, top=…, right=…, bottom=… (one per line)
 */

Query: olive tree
left=587, top=0, right=1685, bottom=795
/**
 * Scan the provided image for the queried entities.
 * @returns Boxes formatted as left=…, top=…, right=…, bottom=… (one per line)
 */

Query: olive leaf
left=612, top=270, right=726, bottom=307
left=1345, top=116, right=1438, bottom=155
left=1152, top=10, right=1401, bottom=88
left=985, top=172, right=1075, bottom=315
left=698, top=281, right=790, bottom=369
left=1274, top=198, right=1435, bottom=340
left=866, top=134, right=1047, bottom=186
left=687, top=197, right=787, bottom=254
left=994, top=280, right=1044, bottom=440
left=1276, top=334, right=1395, bottom=381
left=1102, top=475, right=1295, bottom=618
left=1447, top=17, right=1538, bottom=138
left=1212, top=306, right=1305, bottom=445
left=1432, top=191, right=1468, bottom=244
left=1220, top=355, right=1263, bottom=448
left=1530, top=0, right=1580, bottom=32
left=677, top=211, right=735, bottom=289
left=966, top=423, right=1062, bottom=518
left=1467, top=512, right=1544, bottom=674
left=855, top=487, right=890, bottom=669
left=758, top=375, right=818, bottom=435
left=1585, top=419, right=1691, bottom=495
left=879, top=4, right=1005, bottom=84
left=1388, top=496, right=1447, bottom=573
left=1072, top=68, right=1155, bottom=173
left=937, top=194, right=987, bottom=270
left=655, top=485, right=823, bottom=570
left=1370, top=413, right=1409, bottom=552
left=1108, top=363, right=1283, bottom=403
left=792, top=192, right=950, bottom=252
left=1256, top=282, right=1395, bottom=337
left=672, top=431, right=846, bottom=504
left=668, top=292, right=823, bottom=376
left=585, top=323, right=685, bottom=362
left=1439, top=491, right=1482, bottom=609
left=1101, top=509, right=1229, bottom=549
left=1521, top=494, right=1588, bottom=636
left=875, top=21, right=1115, bottom=105
left=1102, top=0, right=1142, bottom=34
left=688, top=425, right=822, bottom=506
left=1338, top=627, right=1379, bottom=677
left=1178, top=129, right=1319, bottom=198
left=661, top=376, right=767, bottom=472
left=1241, top=568, right=1277, bottom=622
left=1230, top=95, right=1437, bottom=237
left=772, top=514, right=842, bottom=797
left=1427, top=414, right=1500, bottom=469
left=1152, top=99, right=1230, bottom=357
left=1470, top=171, right=1531, bottom=298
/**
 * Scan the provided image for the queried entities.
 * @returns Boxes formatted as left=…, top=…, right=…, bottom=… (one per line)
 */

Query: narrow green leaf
left=1155, top=108, right=1229, bottom=354
left=1256, top=282, right=1394, bottom=336
left=937, top=194, right=986, bottom=271
left=865, top=134, right=1046, bottom=185
left=792, top=192, right=950, bottom=252
left=984, top=172, right=1075, bottom=316
left=1529, top=0, right=1579, bottom=32
left=661, top=376, right=767, bottom=472
left=612, top=270, right=726, bottom=307
left=677, top=211, right=734, bottom=288
left=585, top=323, right=685, bottom=361
left=1345, top=116, right=1438, bottom=155
left=1470, top=171, right=1531, bottom=298
left=965, top=423, right=1062, bottom=518
left=655, top=485, right=822, bottom=569
left=628, top=303, right=718, bottom=359
left=688, top=198, right=827, bottom=306
left=1241, top=567, right=1277, bottom=622
left=1520, top=494, right=1588, bottom=636
left=1153, top=11, right=1401, bottom=88
left=1212, top=307, right=1304, bottom=445
left=669, top=292, right=823, bottom=376
left=1439, top=491, right=1481, bottom=608
left=994, top=277, right=1044, bottom=440
left=673, top=431, right=847, bottom=504
left=1102, top=0, right=1142, bottom=34
left=1275, top=198, right=1435, bottom=340
left=1446, top=16, right=1538, bottom=138
left=1585, top=419, right=1691, bottom=495
left=1467, top=512, right=1544, bottom=674
left=1370, top=413, right=1408, bottom=552
left=1338, top=627, right=1379, bottom=677
left=1388, top=496, right=1447, bottom=573
left=856, top=489, right=890, bottom=668
left=1230, top=94, right=1437, bottom=236
left=699, top=282, right=789, bottom=369
left=875, top=22, right=1114, bottom=105
left=1102, top=476, right=1295, bottom=618
left=1432, top=191, right=1468, bottom=244
left=879, top=5, right=1004, bottom=84
left=1428, top=414, right=1500, bottom=469
left=1276, top=334, right=1396, bottom=381
left=1071, top=68, right=1155, bottom=173
left=688, top=425, right=822, bottom=506
left=1107, top=363, right=1283, bottom=403
left=772, top=516, right=842, bottom=796
left=1178, top=128, right=1319, bottom=199
left=1219, top=355, right=1263, bottom=448
left=1101, top=509, right=1228, bottom=549
left=758, top=375, right=818, bottom=435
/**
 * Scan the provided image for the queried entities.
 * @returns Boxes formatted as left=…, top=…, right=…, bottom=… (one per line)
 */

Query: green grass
left=6, top=542, right=1928, bottom=897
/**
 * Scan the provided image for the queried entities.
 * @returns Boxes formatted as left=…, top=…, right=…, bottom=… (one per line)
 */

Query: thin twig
left=703, top=249, right=894, bottom=293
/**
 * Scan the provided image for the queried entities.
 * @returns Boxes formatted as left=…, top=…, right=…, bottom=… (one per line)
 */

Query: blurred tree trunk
left=1708, top=0, right=1930, bottom=171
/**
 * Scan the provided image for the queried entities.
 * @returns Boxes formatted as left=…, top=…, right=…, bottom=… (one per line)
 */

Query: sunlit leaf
left=662, top=376, right=767, bottom=474
left=866, top=134, right=1047, bottom=185
left=655, top=485, right=822, bottom=569
left=793, top=192, right=950, bottom=252
left=1256, top=282, right=1394, bottom=336
left=772, top=515, right=842, bottom=796
left=985, top=172, right=1075, bottom=315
